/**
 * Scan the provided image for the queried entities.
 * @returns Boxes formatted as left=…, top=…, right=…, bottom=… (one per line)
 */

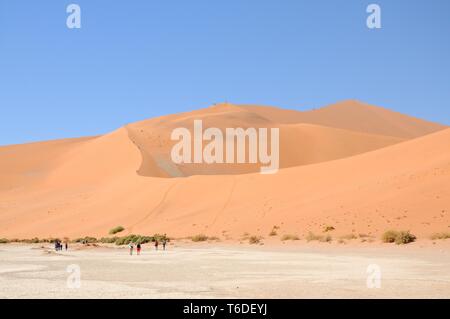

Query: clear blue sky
left=1, top=0, right=449, bottom=145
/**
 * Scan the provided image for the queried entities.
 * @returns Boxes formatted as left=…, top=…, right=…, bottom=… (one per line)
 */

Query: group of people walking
left=128, top=239, right=167, bottom=256
left=54, top=240, right=68, bottom=251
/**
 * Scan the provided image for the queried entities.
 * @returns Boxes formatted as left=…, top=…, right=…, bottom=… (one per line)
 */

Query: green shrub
left=281, top=234, right=299, bottom=241
left=114, top=234, right=155, bottom=245
left=100, top=237, right=118, bottom=244
left=73, top=236, right=98, bottom=244
left=109, top=226, right=125, bottom=235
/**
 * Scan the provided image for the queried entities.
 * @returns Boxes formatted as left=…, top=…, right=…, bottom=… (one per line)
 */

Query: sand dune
left=0, top=101, right=448, bottom=240
left=241, top=100, right=446, bottom=138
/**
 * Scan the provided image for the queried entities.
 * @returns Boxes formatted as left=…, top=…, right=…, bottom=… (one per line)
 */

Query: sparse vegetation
left=381, top=230, right=398, bottom=243
left=109, top=226, right=125, bottom=235
left=0, top=234, right=169, bottom=246
left=323, top=226, right=335, bottom=233
left=430, top=232, right=450, bottom=240
left=190, top=234, right=209, bottom=242
left=0, top=238, right=9, bottom=244
left=269, top=225, right=280, bottom=236
left=73, top=236, right=98, bottom=244
left=306, top=232, right=332, bottom=243
left=248, top=236, right=262, bottom=244
left=382, top=230, right=416, bottom=245
left=281, top=234, right=299, bottom=241
left=394, top=231, right=416, bottom=245
left=306, top=232, right=321, bottom=242
left=340, top=234, right=357, bottom=240
left=100, top=237, right=118, bottom=244
left=115, top=234, right=153, bottom=245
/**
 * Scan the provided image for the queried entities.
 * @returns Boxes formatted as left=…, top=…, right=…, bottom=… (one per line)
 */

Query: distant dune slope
left=0, top=101, right=448, bottom=239
left=125, top=102, right=407, bottom=177
left=0, top=137, right=93, bottom=191
left=240, top=100, right=446, bottom=138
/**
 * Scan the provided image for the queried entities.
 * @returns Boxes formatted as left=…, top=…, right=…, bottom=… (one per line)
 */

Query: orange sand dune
left=0, top=101, right=448, bottom=240
left=126, top=104, right=405, bottom=177
left=241, top=100, right=446, bottom=138
left=0, top=137, right=94, bottom=191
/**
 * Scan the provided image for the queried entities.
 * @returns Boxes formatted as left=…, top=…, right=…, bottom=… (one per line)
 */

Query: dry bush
left=430, top=232, right=450, bottom=240
left=382, top=230, right=416, bottom=245
left=248, top=236, right=262, bottom=244
left=190, top=234, right=209, bottom=242
left=281, top=234, right=299, bottom=241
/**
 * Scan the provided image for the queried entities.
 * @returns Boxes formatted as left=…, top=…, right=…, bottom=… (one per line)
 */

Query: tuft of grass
left=319, top=235, right=332, bottom=243
left=269, top=225, right=281, bottom=236
left=190, top=234, right=209, bottom=242
left=248, top=236, right=262, bottom=244
left=382, top=230, right=416, bottom=245
left=381, top=230, right=398, bottom=243
left=430, top=232, right=450, bottom=240
left=323, top=226, right=335, bottom=233
left=306, top=232, right=332, bottom=243
left=306, top=232, right=320, bottom=242
left=281, top=234, right=299, bottom=241
left=109, top=226, right=125, bottom=235
left=340, top=234, right=357, bottom=240
left=394, top=231, right=416, bottom=245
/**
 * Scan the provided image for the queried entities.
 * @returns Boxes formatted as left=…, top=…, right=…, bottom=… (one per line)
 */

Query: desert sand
left=0, top=242, right=449, bottom=299
left=0, top=100, right=448, bottom=240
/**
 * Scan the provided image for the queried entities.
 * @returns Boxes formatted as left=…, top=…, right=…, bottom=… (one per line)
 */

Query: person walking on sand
left=65, top=242, right=68, bottom=251
left=162, top=239, right=167, bottom=251
left=129, top=243, right=134, bottom=256
left=136, top=243, right=141, bottom=255
left=154, top=240, right=159, bottom=251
